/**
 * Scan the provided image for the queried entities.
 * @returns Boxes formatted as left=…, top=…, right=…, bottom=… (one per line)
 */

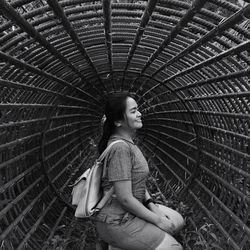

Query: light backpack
left=71, top=140, right=124, bottom=218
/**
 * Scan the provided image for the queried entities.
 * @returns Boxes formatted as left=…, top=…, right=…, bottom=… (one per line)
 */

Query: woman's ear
left=114, top=121, right=122, bottom=127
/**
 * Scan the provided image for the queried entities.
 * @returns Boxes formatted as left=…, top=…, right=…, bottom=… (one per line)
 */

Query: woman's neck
left=113, top=127, right=135, bottom=140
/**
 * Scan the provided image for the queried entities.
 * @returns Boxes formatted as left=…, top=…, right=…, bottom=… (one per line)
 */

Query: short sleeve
left=106, top=142, right=132, bottom=182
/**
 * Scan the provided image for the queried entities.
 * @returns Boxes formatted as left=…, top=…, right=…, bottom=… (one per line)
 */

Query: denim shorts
left=95, top=212, right=165, bottom=250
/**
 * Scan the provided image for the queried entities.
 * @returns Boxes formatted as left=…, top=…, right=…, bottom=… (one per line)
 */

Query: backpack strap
left=95, top=186, right=114, bottom=211
left=98, top=139, right=125, bottom=162
left=95, top=139, right=127, bottom=212
left=100, top=139, right=127, bottom=178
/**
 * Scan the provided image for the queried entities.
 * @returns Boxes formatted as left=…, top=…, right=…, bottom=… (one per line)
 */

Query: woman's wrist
left=143, top=198, right=155, bottom=207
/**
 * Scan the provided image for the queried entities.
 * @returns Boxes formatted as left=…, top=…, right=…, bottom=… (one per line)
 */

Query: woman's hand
left=156, top=216, right=175, bottom=234
left=148, top=203, right=176, bottom=234
left=148, top=203, right=168, bottom=218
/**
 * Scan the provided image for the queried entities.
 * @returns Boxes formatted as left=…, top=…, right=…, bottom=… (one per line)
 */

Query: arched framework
left=0, top=0, right=249, bottom=249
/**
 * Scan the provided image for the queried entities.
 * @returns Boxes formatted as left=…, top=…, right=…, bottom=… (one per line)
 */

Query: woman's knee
left=157, top=204, right=185, bottom=233
left=155, top=233, right=183, bottom=250
left=170, top=244, right=183, bottom=250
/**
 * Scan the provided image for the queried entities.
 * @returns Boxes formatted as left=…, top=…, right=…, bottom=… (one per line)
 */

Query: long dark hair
left=98, top=92, right=131, bottom=154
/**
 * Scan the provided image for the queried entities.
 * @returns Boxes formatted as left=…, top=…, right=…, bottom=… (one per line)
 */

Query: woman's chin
left=136, top=123, right=143, bottom=129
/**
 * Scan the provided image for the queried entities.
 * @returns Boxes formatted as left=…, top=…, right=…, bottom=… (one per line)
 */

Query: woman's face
left=121, top=97, right=142, bottom=130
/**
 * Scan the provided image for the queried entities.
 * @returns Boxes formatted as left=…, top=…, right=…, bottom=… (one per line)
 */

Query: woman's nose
left=137, top=111, right=142, bottom=117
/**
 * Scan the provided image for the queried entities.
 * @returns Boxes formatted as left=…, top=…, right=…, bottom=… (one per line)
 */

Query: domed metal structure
left=0, top=0, right=249, bottom=249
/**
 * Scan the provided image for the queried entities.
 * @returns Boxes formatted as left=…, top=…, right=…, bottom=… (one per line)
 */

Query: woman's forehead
left=126, top=97, right=137, bottom=109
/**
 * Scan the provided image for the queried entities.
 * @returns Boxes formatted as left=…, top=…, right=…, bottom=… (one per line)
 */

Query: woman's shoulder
left=108, top=140, right=130, bottom=152
left=105, top=140, right=133, bottom=164
left=105, top=140, right=133, bottom=159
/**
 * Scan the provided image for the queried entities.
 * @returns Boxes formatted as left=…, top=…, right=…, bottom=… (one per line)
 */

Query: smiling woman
left=95, top=92, right=183, bottom=250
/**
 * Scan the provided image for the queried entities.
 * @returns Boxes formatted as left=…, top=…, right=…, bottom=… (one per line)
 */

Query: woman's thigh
left=96, top=215, right=165, bottom=250
left=155, top=233, right=183, bottom=250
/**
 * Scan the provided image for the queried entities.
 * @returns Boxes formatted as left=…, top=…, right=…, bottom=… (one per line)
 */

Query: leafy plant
left=181, top=222, right=224, bottom=250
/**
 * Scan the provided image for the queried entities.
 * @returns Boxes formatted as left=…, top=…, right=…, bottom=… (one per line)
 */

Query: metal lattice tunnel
left=0, top=0, right=249, bottom=249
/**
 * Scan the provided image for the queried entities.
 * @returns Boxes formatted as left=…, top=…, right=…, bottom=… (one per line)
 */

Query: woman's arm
left=113, top=180, right=174, bottom=233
